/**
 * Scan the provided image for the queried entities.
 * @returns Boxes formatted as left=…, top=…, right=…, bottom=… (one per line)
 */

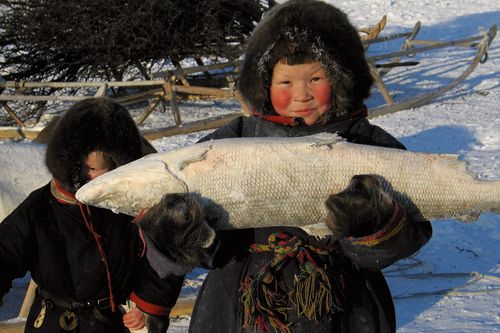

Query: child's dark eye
left=311, top=76, right=327, bottom=85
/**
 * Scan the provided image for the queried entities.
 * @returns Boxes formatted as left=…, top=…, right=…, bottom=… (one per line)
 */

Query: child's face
left=82, top=151, right=111, bottom=180
left=270, top=61, right=332, bottom=126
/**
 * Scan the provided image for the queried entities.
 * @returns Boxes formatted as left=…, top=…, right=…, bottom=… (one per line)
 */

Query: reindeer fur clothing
left=0, top=183, right=184, bottom=332
left=45, top=97, right=145, bottom=192
left=0, top=98, right=182, bottom=333
left=139, top=114, right=432, bottom=333
left=239, top=0, right=373, bottom=119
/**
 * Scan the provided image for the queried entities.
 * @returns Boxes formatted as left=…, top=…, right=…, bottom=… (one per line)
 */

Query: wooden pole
left=361, top=15, right=387, bottom=50
left=369, top=64, right=394, bottom=105
left=378, top=21, right=421, bottom=78
left=18, top=280, right=37, bottom=319
left=1, top=103, right=26, bottom=127
left=135, top=97, right=162, bottom=125
left=166, top=79, right=182, bottom=127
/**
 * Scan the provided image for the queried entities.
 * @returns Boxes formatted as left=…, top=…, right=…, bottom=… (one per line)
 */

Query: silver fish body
left=76, top=134, right=500, bottom=236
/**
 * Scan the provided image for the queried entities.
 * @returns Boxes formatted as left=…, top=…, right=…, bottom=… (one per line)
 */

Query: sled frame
left=0, top=22, right=496, bottom=140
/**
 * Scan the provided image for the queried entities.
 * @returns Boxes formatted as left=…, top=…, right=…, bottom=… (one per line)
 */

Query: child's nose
left=292, top=83, right=312, bottom=102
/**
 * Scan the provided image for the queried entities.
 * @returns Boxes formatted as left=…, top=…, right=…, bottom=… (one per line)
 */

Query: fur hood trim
left=45, top=97, right=144, bottom=192
left=238, top=0, right=373, bottom=119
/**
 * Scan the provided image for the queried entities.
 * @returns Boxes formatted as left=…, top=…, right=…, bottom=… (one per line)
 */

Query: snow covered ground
left=1, top=0, right=499, bottom=332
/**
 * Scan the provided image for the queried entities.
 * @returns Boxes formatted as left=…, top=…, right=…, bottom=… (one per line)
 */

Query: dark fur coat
left=186, top=115, right=432, bottom=333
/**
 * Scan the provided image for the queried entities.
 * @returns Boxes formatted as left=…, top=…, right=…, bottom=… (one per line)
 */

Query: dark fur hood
left=45, top=97, right=145, bottom=192
left=238, top=0, right=373, bottom=119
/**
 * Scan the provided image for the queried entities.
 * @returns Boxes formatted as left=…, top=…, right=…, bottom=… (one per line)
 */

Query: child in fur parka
left=0, top=98, right=183, bottom=333
left=138, top=1, right=433, bottom=332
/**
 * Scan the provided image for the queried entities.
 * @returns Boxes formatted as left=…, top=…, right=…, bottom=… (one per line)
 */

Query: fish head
left=75, top=158, right=188, bottom=216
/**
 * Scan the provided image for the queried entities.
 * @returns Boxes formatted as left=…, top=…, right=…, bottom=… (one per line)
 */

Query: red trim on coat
left=252, top=105, right=368, bottom=125
left=78, top=203, right=117, bottom=312
left=347, top=105, right=368, bottom=118
left=50, top=178, right=118, bottom=312
left=253, top=113, right=299, bottom=125
left=132, top=209, right=148, bottom=257
left=51, top=179, right=78, bottom=205
left=130, top=292, right=171, bottom=316
left=131, top=208, right=147, bottom=224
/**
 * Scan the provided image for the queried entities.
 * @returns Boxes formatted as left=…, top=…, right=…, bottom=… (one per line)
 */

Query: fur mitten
left=138, top=193, right=216, bottom=272
left=325, top=175, right=394, bottom=238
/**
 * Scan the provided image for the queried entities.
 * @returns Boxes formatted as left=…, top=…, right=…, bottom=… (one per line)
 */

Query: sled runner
left=0, top=20, right=497, bottom=140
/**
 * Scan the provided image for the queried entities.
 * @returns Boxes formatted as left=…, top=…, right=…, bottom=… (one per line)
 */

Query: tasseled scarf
left=240, top=232, right=344, bottom=333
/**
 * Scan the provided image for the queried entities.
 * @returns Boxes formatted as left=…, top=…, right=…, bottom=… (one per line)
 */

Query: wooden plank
left=0, top=319, right=26, bottom=333
left=173, top=85, right=234, bottom=98
left=0, top=95, right=91, bottom=102
left=170, top=297, right=195, bottom=317
left=112, top=88, right=164, bottom=104
left=141, top=112, right=243, bottom=140
left=368, top=27, right=493, bottom=118
left=151, top=61, right=240, bottom=79
left=368, top=34, right=485, bottom=62
left=1, top=80, right=165, bottom=89
left=0, top=86, right=234, bottom=103
left=0, top=111, right=244, bottom=141
left=0, top=127, right=40, bottom=140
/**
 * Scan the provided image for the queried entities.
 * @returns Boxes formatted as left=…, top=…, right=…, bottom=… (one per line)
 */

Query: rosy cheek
left=312, top=83, right=332, bottom=107
left=270, top=87, right=292, bottom=113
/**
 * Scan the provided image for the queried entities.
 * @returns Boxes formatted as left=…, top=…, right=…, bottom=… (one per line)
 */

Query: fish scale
left=76, top=134, right=500, bottom=237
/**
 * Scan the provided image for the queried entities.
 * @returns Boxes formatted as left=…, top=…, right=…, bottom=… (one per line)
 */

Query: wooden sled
left=0, top=21, right=496, bottom=141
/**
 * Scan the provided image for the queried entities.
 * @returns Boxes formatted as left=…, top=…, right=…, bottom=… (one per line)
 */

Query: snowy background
left=1, top=0, right=499, bottom=332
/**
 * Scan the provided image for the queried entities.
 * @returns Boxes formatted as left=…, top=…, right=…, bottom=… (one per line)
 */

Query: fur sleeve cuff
left=346, top=201, right=405, bottom=247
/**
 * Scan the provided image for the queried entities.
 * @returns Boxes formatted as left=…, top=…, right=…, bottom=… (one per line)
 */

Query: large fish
left=76, top=133, right=500, bottom=236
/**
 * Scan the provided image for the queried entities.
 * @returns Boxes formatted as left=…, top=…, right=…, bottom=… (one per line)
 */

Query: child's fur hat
left=45, top=97, right=145, bottom=192
left=238, top=0, right=373, bottom=119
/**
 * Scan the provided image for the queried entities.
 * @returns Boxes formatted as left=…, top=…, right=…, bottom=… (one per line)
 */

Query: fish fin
left=300, top=222, right=332, bottom=238
left=438, top=154, right=469, bottom=174
left=156, top=144, right=211, bottom=173
left=454, top=212, right=482, bottom=223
